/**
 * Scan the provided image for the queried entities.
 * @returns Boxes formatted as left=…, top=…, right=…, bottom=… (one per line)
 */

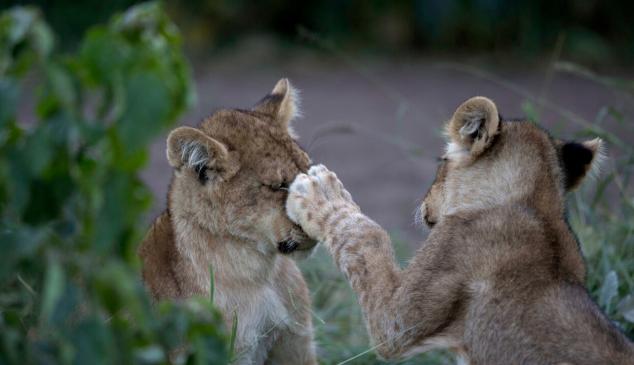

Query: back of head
left=420, top=96, right=603, bottom=226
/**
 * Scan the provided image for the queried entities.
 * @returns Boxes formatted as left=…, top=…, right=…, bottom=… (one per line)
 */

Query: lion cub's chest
left=215, top=280, right=290, bottom=363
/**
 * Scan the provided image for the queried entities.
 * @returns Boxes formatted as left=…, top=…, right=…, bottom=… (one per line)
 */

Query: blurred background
left=8, top=0, right=634, bottom=64
left=7, top=0, right=632, bottom=242
left=1, top=1, right=632, bottom=364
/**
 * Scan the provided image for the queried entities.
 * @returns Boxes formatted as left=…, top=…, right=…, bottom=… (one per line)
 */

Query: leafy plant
left=0, top=3, right=229, bottom=364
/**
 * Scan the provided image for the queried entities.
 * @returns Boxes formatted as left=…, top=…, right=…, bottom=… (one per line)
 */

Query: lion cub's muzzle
left=278, top=239, right=300, bottom=253
left=277, top=228, right=317, bottom=255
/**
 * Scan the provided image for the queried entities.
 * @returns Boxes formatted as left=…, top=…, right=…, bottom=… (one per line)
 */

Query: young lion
left=286, top=97, right=634, bottom=364
left=139, top=79, right=317, bottom=365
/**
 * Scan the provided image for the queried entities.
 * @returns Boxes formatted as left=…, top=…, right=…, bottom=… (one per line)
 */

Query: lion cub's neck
left=467, top=202, right=587, bottom=283
left=170, top=210, right=279, bottom=295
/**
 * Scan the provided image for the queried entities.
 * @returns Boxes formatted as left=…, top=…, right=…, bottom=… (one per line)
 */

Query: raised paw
left=307, top=164, right=357, bottom=206
left=286, top=164, right=359, bottom=242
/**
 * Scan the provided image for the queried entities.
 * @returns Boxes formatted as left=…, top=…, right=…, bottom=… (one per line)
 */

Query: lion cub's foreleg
left=287, top=165, right=463, bottom=359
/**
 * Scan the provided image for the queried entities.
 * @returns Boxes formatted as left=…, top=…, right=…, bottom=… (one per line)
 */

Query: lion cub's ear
left=253, top=78, right=301, bottom=136
left=446, top=96, right=500, bottom=158
left=166, top=127, right=238, bottom=183
left=559, top=138, right=604, bottom=191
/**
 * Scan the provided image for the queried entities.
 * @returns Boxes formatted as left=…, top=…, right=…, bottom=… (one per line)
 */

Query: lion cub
left=139, top=79, right=317, bottom=365
left=286, top=97, right=633, bottom=364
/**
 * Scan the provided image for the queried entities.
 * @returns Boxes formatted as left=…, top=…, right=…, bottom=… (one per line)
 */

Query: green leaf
left=40, top=259, right=65, bottom=325
left=599, top=270, right=618, bottom=309
left=0, top=78, right=19, bottom=128
left=618, top=295, right=634, bottom=323
left=134, top=345, right=165, bottom=363
left=72, top=317, right=114, bottom=365
left=0, top=6, right=53, bottom=76
left=116, top=72, right=170, bottom=154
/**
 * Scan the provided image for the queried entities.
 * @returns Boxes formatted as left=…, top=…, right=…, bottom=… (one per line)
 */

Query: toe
left=308, top=164, right=328, bottom=176
left=290, top=174, right=310, bottom=194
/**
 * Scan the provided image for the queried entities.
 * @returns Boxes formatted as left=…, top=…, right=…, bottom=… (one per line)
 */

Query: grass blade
left=229, top=311, right=238, bottom=362
left=209, top=264, right=215, bottom=305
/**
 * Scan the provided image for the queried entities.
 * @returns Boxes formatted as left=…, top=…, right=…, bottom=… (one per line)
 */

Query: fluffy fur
left=286, top=97, right=634, bottom=364
left=139, top=79, right=317, bottom=365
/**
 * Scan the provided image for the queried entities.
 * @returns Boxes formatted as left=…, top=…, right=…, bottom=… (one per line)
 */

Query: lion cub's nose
left=278, top=239, right=299, bottom=254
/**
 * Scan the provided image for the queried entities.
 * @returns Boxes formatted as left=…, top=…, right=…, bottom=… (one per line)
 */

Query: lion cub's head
left=166, top=79, right=316, bottom=257
left=420, top=96, right=603, bottom=227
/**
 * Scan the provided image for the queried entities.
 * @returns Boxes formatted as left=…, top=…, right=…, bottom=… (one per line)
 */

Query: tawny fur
left=286, top=97, right=634, bottom=365
left=139, top=79, right=317, bottom=365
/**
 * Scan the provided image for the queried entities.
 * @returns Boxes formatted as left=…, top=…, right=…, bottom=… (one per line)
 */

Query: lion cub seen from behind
left=286, top=97, right=634, bottom=364
left=139, top=79, right=317, bottom=365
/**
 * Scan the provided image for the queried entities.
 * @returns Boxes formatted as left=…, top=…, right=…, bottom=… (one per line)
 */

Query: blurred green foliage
left=3, top=0, right=633, bottom=64
left=0, top=3, right=230, bottom=363
left=170, top=0, right=634, bottom=54
left=0, top=0, right=145, bottom=49
left=172, top=0, right=634, bottom=64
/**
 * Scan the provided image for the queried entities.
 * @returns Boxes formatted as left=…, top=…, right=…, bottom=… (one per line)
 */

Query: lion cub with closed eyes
left=139, top=79, right=317, bottom=365
left=287, top=97, right=634, bottom=364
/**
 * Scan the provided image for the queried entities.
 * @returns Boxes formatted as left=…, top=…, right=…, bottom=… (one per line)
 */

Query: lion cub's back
left=138, top=211, right=182, bottom=300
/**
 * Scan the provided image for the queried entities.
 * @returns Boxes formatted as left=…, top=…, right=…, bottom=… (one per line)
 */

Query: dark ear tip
left=561, top=140, right=599, bottom=190
left=562, top=142, right=594, bottom=165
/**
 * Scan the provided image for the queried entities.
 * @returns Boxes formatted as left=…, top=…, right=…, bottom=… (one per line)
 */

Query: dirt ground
left=142, top=49, right=633, bottom=246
